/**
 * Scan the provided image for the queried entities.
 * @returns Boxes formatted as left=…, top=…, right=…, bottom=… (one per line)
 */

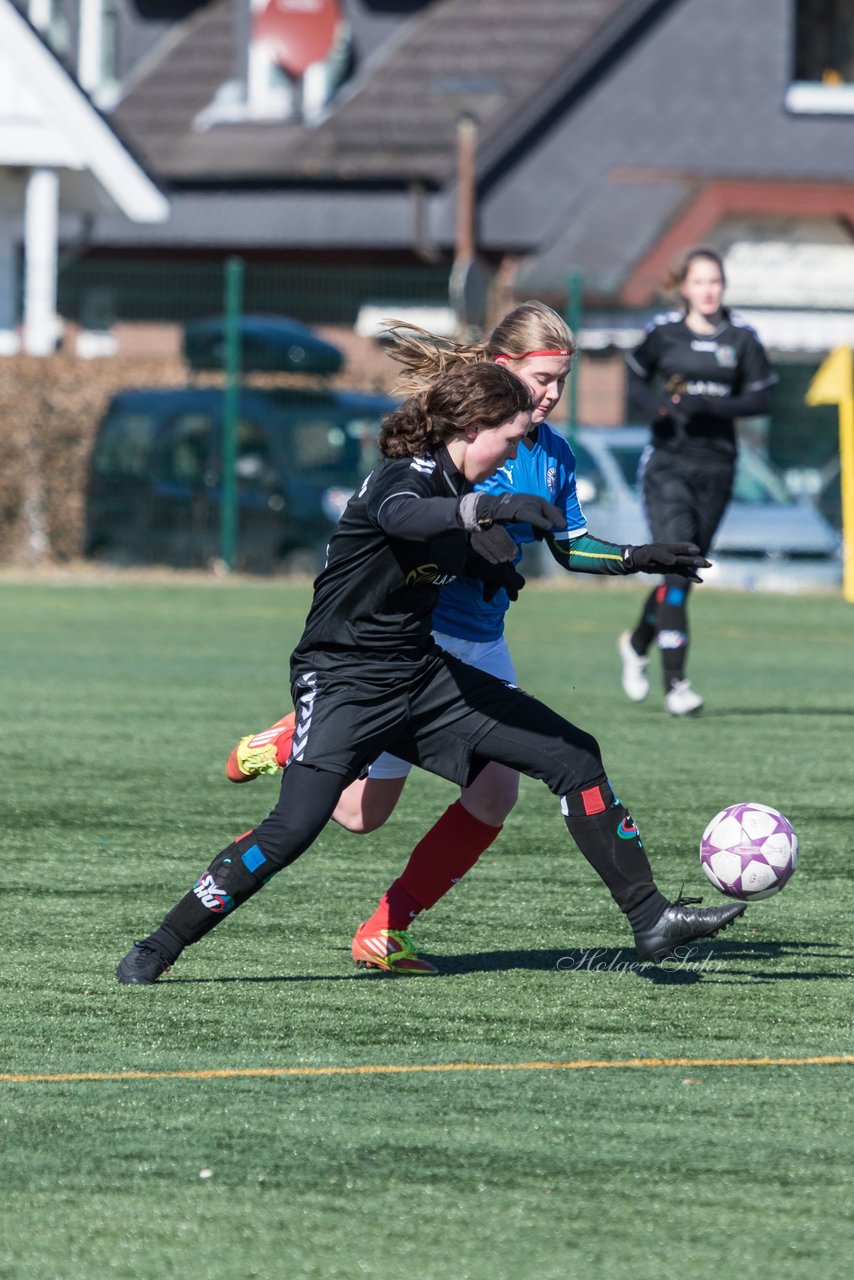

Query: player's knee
left=333, top=777, right=405, bottom=834
left=462, top=771, right=520, bottom=826
left=560, top=775, right=619, bottom=820
left=333, top=807, right=377, bottom=834
left=478, top=794, right=519, bottom=827
left=551, top=730, right=603, bottom=798
left=332, top=803, right=370, bottom=833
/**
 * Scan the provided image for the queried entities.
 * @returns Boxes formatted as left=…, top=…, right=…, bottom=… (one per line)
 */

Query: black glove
left=671, top=393, right=706, bottom=419
left=622, top=541, right=711, bottom=583
left=464, top=550, right=526, bottom=602
left=472, top=492, right=567, bottom=538
left=468, top=524, right=518, bottom=565
left=484, top=567, right=525, bottom=603
left=660, top=392, right=706, bottom=431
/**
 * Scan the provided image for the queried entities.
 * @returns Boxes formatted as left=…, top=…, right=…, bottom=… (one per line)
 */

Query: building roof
left=0, top=0, right=168, bottom=222
left=93, top=0, right=854, bottom=326
left=111, top=0, right=646, bottom=184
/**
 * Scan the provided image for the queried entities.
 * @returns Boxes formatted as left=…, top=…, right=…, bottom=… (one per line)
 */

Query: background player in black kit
left=619, top=246, right=777, bottom=716
left=116, top=360, right=744, bottom=985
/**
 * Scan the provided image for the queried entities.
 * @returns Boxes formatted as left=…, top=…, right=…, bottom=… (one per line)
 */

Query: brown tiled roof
left=112, top=0, right=643, bottom=184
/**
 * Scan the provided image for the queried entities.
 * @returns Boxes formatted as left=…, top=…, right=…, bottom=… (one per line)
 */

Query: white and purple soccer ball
left=700, top=802, right=798, bottom=901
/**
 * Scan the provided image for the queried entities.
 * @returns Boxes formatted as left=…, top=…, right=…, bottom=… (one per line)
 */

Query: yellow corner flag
left=805, top=344, right=853, bottom=406
left=805, top=345, right=854, bottom=602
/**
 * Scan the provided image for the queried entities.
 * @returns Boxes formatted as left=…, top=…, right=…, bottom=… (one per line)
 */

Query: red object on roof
left=252, top=0, right=342, bottom=78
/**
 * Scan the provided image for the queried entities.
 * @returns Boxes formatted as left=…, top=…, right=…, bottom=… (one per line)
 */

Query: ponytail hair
left=381, top=299, right=575, bottom=394
left=379, top=321, right=487, bottom=395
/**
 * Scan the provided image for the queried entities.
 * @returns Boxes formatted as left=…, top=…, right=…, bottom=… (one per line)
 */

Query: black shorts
left=289, top=648, right=600, bottom=795
left=640, top=446, right=735, bottom=556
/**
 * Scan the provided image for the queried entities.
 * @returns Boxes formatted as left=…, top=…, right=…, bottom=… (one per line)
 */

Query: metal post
left=838, top=390, right=854, bottom=603
left=23, top=167, right=59, bottom=356
left=221, top=256, right=243, bottom=571
left=566, top=271, right=583, bottom=431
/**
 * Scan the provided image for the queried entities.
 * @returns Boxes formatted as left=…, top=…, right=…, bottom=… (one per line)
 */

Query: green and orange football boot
left=351, top=924, right=438, bottom=975
left=225, top=712, right=296, bottom=783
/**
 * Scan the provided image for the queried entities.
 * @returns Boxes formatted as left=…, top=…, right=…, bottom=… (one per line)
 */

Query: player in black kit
left=116, top=361, right=745, bottom=985
left=619, top=246, right=777, bottom=716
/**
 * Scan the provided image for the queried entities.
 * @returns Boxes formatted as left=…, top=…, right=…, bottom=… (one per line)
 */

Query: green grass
left=2, top=577, right=853, bottom=1279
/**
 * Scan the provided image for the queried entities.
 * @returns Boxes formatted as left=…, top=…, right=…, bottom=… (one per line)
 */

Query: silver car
left=566, top=426, right=842, bottom=592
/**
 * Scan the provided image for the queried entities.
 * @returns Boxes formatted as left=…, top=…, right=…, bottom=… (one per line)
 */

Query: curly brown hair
left=378, top=362, right=532, bottom=459
left=380, top=300, right=575, bottom=395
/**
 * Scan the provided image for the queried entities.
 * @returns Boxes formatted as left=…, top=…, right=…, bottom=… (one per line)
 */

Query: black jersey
left=291, top=444, right=470, bottom=673
left=627, top=310, right=776, bottom=455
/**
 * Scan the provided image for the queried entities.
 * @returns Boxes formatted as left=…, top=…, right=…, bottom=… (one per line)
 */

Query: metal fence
left=57, top=256, right=456, bottom=330
left=45, top=254, right=844, bottom=576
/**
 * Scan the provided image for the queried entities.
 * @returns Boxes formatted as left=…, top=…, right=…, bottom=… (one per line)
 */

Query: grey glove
left=460, top=492, right=566, bottom=538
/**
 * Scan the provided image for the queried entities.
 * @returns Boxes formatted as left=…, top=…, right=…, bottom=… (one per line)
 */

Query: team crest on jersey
left=715, top=344, right=737, bottom=368
left=406, top=563, right=456, bottom=587
left=546, top=465, right=558, bottom=497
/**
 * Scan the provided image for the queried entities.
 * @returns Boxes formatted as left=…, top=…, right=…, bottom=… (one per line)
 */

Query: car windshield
left=287, top=413, right=381, bottom=480
left=92, top=408, right=157, bottom=478
left=607, top=441, right=793, bottom=507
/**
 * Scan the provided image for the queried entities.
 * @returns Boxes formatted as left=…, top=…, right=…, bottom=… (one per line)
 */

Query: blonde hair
left=382, top=300, right=575, bottom=395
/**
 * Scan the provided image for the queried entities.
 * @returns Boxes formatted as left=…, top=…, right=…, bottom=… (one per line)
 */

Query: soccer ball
left=700, top=802, right=798, bottom=901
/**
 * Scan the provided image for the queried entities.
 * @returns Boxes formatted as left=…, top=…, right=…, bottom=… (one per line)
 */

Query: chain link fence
left=0, top=254, right=844, bottom=571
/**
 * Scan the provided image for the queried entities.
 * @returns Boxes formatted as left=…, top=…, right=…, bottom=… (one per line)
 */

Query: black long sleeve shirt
left=291, top=445, right=471, bottom=673
left=627, top=310, right=777, bottom=457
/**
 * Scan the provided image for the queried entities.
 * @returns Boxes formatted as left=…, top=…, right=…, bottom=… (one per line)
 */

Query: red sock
left=360, top=880, right=424, bottom=934
left=360, top=801, right=502, bottom=933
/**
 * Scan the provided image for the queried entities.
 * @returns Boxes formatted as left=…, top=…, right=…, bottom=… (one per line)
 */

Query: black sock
left=146, top=764, right=347, bottom=955
left=631, top=586, right=660, bottom=657
left=144, top=926, right=185, bottom=965
left=562, top=777, right=667, bottom=932
left=655, top=576, right=691, bottom=691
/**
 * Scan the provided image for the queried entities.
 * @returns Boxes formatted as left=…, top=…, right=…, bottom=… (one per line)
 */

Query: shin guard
left=159, top=830, right=274, bottom=949
left=561, top=777, right=667, bottom=931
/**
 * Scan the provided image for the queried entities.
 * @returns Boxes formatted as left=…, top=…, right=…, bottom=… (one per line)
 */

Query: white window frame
left=788, top=0, right=854, bottom=113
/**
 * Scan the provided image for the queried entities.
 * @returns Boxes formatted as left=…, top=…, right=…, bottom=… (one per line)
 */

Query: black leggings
left=255, top=703, right=605, bottom=869
left=634, top=447, right=734, bottom=685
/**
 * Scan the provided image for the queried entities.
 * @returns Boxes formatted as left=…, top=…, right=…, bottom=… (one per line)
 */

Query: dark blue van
left=84, top=385, right=396, bottom=573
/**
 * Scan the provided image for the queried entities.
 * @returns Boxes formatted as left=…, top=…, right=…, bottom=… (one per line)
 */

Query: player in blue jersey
left=619, top=247, right=777, bottom=716
left=224, top=302, right=710, bottom=974
left=117, top=360, right=743, bottom=986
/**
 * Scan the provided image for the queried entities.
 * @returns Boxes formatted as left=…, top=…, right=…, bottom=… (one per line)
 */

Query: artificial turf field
left=2, top=574, right=853, bottom=1280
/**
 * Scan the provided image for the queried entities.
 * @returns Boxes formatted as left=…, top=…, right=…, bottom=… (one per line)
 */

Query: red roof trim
left=620, top=179, right=854, bottom=307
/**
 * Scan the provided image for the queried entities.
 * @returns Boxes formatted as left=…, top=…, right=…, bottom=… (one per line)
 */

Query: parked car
left=566, top=426, right=842, bottom=592
left=84, top=385, right=396, bottom=573
left=183, top=314, right=345, bottom=375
